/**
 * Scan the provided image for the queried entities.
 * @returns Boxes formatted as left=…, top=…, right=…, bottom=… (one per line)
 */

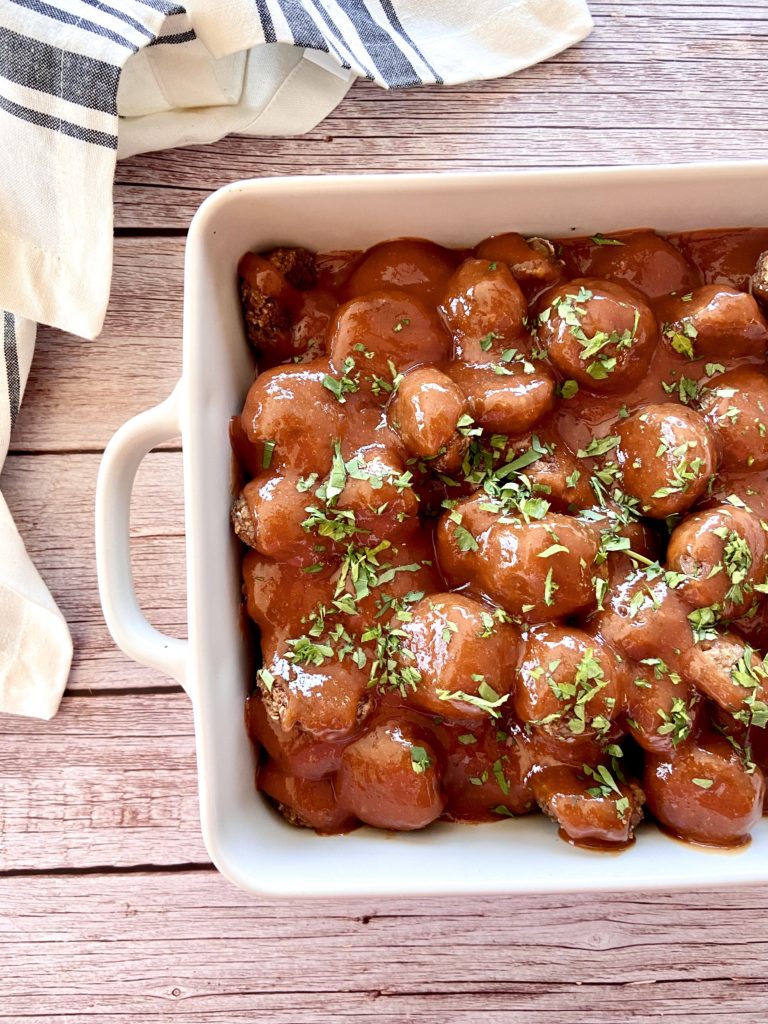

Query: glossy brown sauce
left=232, top=228, right=768, bottom=851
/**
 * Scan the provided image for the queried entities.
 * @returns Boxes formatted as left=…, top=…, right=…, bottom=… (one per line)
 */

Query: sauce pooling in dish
left=232, top=228, right=768, bottom=851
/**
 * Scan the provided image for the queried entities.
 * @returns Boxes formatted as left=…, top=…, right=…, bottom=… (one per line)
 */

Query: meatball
left=754, top=250, right=768, bottom=307
left=536, top=278, right=657, bottom=393
left=473, top=512, right=605, bottom=623
left=504, top=433, right=594, bottom=513
left=696, top=367, right=768, bottom=471
left=335, top=443, right=419, bottom=542
left=440, top=722, right=534, bottom=821
left=246, top=693, right=346, bottom=781
left=345, top=238, right=459, bottom=305
left=644, top=732, right=765, bottom=847
left=388, top=366, right=468, bottom=473
left=439, top=258, right=528, bottom=362
left=399, top=592, right=520, bottom=720
left=585, top=229, right=701, bottom=300
left=531, top=763, right=644, bottom=848
left=624, top=660, right=699, bottom=754
left=238, top=251, right=293, bottom=355
left=243, top=551, right=333, bottom=651
left=515, top=625, right=624, bottom=741
left=337, top=720, right=445, bottom=830
left=616, top=404, right=717, bottom=518
left=257, top=643, right=373, bottom=738
left=582, top=506, right=661, bottom=585
left=435, top=493, right=500, bottom=584
left=590, top=568, right=694, bottom=671
left=233, top=473, right=323, bottom=566
left=667, top=504, right=768, bottom=618
left=474, top=233, right=564, bottom=299
left=258, top=761, right=357, bottom=833
left=328, top=290, right=449, bottom=400
left=264, top=246, right=317, bottom=290
left=681, top=633, right=768, bottom=725
left=446, top=361, right=555, bottom=436
left=659, top=286, right=768, bottom=360
left=241, top=363, right=343, bottom=475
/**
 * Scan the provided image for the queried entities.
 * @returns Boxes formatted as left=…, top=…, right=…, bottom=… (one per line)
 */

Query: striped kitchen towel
left=0, top=0, right=592, bottom=718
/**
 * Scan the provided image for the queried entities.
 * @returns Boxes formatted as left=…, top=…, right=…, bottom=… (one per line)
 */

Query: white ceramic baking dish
left=96, top=161, right=768, bottom=897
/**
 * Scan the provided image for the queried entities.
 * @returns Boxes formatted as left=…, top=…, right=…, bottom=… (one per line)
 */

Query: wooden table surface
left=3, top=2, right=768, bottom=1020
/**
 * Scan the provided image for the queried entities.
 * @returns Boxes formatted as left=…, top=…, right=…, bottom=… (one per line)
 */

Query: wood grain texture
left=0, top=694, right=204, bottom=869
left=2, top=873, right=768, bottom=1022
left=4, top=3, right=768, bottom=1019
left=0, top=453, right=185, bottom=691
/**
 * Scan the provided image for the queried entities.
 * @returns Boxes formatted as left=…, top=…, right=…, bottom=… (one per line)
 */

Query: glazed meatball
left=238, top=251, right=293, bottom=355
left=335, top=443, right=419, bottom=542
left=435, top=493, right=500, bottom=584
left=624, top=660, right=699, bottom=754
left=257, top=644, right=373, bottom=738
left=388, top=366, right=468, bottom=473
left=232, top=473, right=327, bottom=566
left=616, top=404, right=717, bottom=518
left=440, top=722, right=534, bottom=820
left=644, top=732, right=765, bottom=846
left=504, top=433, right=594, bottom=513
left=345, top=238, right=459, bottom=305
left=474, top=233, right=564, bottom=299
left=468, top=512, right=605, bottom=623
left=659, top=286, right=768, bottom=360
left=696, top=367, right=768, bottom=471
left=264, top=246, right=317, bottom=290
left=591, top=568, right=694, bottom=671
left=337, top=720, right=445, bottom=830
left=246, top=693, right=346, bottom=780
left=243, top=551, right=333, bottom=651
left=681, top=633, right=768, bottom=724
left=328, top=290, right=449, bottom=399
left=399, top=592, right=520, bottom=720
left=446, top=361, right=555, bottom=436
left=667, top=504, right=768, bottom=617
left=242, top=363, right=343, bottom=475
left=515, top=625, right=624, bottom=741
left=439, top=258, right=528, bottom=362
left=586, top=229, right=701, bottom=300
left=258, top=761, right=356, bottom=833
left=536, top=278, right=657, bottom=393
left=582, top=506, right=661, bottom=585
left=531, top=763, right=644, bottom=848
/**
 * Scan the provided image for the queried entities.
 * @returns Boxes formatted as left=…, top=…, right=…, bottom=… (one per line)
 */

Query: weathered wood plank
left=0, top=453, right=185, bottom=692
left=0, top=694, right=205, bottom=869
left=2, top=872, right=768, bottom=1021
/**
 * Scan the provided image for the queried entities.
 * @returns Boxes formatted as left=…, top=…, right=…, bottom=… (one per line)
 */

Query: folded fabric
left=0, top=0, right=592, bottom=719
left=0, top=314, right=72, bottom=719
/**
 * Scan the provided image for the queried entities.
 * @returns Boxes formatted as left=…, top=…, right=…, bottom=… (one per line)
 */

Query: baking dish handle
left=95, top=385, right=189, bottom=692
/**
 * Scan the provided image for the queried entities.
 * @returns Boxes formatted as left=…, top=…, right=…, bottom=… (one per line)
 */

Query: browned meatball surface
left=439, top=258, right=528, bottom=362
left=388, top=366, right=468, bottom=471
left=337, top=720, right=445, bottom=830
left=659, top=285, right=768, bottom=360
left=234, top=228, right=768, bottom=852
left=398, top=592, right=520, bottom=720
left=644, top=733, right=765, bottom=847
left=696, top=367, right=768, bottom=471
left=536, top=277, right=657, bottom=393
left=616, top=404, right=718, bottom=518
